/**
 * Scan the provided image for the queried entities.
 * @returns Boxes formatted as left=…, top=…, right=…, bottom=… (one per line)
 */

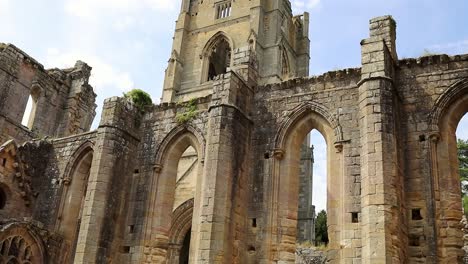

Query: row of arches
left=11, top=77, right=466, bottom=263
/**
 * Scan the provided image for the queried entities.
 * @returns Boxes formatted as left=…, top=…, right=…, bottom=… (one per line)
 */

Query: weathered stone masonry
left=1, top=1, right=468, bottom=263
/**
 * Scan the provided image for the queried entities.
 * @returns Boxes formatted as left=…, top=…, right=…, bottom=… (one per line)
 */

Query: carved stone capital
left=273, top=149, right=285, bottom=160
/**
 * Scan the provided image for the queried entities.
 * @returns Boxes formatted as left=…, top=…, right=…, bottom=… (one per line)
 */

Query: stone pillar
left=74, top=97, right=140, bottom=263
left=358, top=16, right=405, bottom=263
left=191, top=72, right=253, bottom=263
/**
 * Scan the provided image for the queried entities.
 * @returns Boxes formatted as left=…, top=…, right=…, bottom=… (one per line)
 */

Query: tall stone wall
left=0, top=43, right=97, bottom=144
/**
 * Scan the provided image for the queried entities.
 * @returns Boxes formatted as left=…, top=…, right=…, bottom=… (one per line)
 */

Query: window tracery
left=0, top=236, right=35, bottom=264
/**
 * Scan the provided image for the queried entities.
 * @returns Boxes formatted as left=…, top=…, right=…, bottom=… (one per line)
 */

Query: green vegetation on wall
left=124, top=89, right=153, bottom=111
left=458, top=139, right=468, bottom=215
left=176, top=99, right=198, bottom=124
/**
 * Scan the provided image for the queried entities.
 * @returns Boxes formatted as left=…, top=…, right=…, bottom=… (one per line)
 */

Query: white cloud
left=45, top=48, right=134, bottom=93
left=291, top=0, right=321, bottom=12
left=458, top=115, right=468, bottom=140
left=65, top=0, right=177, bottom=18
left=429, top=39, right=468, bottom=55
left=0, top=0, right=9, bottom=14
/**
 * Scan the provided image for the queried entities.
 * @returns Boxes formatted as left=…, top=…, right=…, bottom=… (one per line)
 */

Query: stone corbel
left=273, top=148, right=285, bottom=160
left=334, top=142, right=343, bottom=153
left=63, top=176, right=72, bottom=186
left=153, top=164, right=163, bottom=173
left=429, top=132, right=440, bottom=143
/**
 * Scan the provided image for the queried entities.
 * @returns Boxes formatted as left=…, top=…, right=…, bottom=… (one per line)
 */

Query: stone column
left=73, top=97, right=140, bottom=263
left=191, top=72, right=253, bottom=263
left=358, top=16, right=405, bottom=263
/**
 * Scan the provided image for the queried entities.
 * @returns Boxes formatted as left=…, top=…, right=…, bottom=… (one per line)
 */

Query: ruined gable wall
left=0, top=44, right=96, bottom=144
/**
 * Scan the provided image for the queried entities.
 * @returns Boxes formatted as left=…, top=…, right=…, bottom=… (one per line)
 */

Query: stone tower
left=297, top=143, right=316, bottom=243
left=162, top=0, right=310, bottom=103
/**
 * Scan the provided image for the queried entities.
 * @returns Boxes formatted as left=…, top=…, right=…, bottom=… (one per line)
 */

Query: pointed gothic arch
left=56, top=141, right=94, bottom=262
left=142, top=125, right=205, bottom=262
left=167, top=198, right=194, bottom=264
left=200, top=32, right=234, bottom=83
left=268, top=102, right=345, bottom=262
left=274, top=102, right=344, bottom=151
left=427, top=78, right=468, bottom=261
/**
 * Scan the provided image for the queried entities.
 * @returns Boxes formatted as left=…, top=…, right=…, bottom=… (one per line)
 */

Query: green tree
left=315, top=210, right=328, bottom=246
left=124, top=89, right=153, bottom=111
left=458, top=139, right=468, bottom=215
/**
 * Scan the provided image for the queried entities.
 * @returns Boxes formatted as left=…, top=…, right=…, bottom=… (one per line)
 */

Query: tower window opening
left=0, top=187, right=6, bottom=209
left=207, top=38, right=231, bottom=81
left=216, top=1, right=232, bottom=19
left=21, top=86, right=40, bottom=129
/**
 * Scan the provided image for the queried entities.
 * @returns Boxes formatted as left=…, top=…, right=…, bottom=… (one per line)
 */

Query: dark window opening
left=0, top=188, right=6, bottom=209
left=216, top=1, right=232, bottom=19
left=129, top=225, right=135, bottom=233
left=1, top=158, right=6, bottom=167
left=419, top=135, right=426, bottom=142
left=252, top=218, right=257, bottom=228
left=264, top=152, right=270, bottom=159
left=122, top=246, right=131, bottom=253
left=134, top=169, right=140, bottom=174
left=351, top=212, right=359, bottom=223
left=248, top=246, right=256, bottom=252
left=207, top=39, right=231, bottom=81
left=409, top=235, right=420, bottom=246
left=412, top=209, right=423, bottom=220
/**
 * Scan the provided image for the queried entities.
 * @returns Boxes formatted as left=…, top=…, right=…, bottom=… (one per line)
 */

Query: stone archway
left=141, top=125, right=204, bottom=263
left=429, top=78, right=468, bottom=262
left=167, top=198, right=194, bottom=264
left=268, top=103, right=344, bottom=262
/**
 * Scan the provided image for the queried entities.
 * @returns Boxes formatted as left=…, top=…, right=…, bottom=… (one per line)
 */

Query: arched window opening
left=58, top=148, right=93, bottom=262
left=457, top=115, right=468, bottom=216
left=21, top=86, right=40, bottom=129
left=296, top=130, right=328, bottom=253
left=206, top=38, right=231, bottom=81
left=174, top=146, right=199, bottom=210
left=0, top=187, right=6, bottom=210
left=274, top=109, right=341, bottom=263
left=281, top=49, right=290, bottom=79
left=216, top=1, right=232, bottom=19
left=150, top=129, right=203, bottom=263
left=434, top=86, right=468, bottom=261
left=188, top=0, right=198, bottom=15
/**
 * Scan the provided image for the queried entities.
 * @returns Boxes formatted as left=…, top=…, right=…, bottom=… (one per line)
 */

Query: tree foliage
left=124, top=89, right=153, bottom=111
left=315, top=210, right=328, bottom=245
left=458, top=139, right=468, bottom=215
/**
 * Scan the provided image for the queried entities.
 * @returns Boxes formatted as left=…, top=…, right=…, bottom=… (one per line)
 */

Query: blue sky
left=1, top=0, right=468, bottom=212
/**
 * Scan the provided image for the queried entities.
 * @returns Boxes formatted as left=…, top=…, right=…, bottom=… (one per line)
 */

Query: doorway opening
left=179, top=228, right=191, bottom=264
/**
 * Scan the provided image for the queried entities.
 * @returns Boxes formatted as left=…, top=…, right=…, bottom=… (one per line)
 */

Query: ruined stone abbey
left=1, top=0, right=468, bottom=263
